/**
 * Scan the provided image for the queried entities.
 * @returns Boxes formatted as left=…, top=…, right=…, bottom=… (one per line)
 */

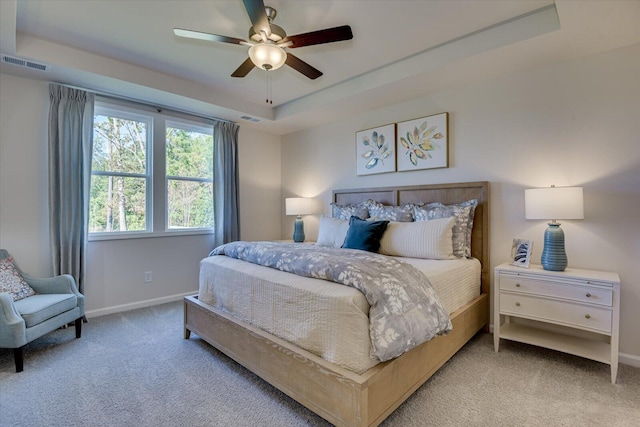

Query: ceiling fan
left=173, top=0, right=353, bottom=80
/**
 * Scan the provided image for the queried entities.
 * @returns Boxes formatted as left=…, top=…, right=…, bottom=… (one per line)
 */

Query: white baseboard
left=489, top=324, right=640, bottom=368
left=85, top=291, right=197, bottom=318
left=619, top=352, right=640, bottom=368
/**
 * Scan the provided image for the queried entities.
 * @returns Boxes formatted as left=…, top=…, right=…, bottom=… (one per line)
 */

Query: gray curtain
left=213, top=121, right=240, bottom=247
left=48, top=84, right=95, bottom=294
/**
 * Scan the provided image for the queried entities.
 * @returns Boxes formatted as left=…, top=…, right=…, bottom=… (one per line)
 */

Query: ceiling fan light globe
left=248, top=44, right=287, bottom=71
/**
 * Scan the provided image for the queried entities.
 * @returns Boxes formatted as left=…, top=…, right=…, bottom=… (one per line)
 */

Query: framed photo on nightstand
left=511, top=239, right=533, bottom=268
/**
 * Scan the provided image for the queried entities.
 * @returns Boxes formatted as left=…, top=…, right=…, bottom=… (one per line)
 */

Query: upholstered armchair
left=0, top=249, right=85, bottom=372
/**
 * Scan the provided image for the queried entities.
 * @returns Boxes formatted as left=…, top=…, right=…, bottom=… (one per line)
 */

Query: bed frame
left=184, top=181, right=489, bottom=426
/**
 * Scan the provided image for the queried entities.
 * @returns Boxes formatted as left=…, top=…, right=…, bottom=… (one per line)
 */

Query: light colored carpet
left=1, top=301, right=638, bottom=427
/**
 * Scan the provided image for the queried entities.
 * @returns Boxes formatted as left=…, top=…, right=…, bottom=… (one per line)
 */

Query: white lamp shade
left=285, top=197, right=314, bottom=216
left=248, top=43, right=287, bottom=71
left=525, top=187, right=584, bottom=220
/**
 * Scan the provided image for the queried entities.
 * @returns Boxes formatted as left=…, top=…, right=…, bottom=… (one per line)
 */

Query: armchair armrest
left=0, top=292, right=27, bottom=348
left=24, top=274, right=78, bottom=295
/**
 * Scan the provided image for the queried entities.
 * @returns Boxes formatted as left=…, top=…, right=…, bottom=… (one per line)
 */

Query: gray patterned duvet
left=211, top=241, right=453, bottom=362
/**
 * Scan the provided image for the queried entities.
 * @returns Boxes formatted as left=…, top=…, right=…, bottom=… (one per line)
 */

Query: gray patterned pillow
left=0, top=257, right=36, bottom=301
left=330, top=201, right=369, bottom=220
left=414, top=199, right=478, bottom=258
left=367, top=200, right=416, bottom=222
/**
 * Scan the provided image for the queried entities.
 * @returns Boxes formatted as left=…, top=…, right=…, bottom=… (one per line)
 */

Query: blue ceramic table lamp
left=525, top=186, right=584, bottom=271
left=285, top=197, right=315, bottom=242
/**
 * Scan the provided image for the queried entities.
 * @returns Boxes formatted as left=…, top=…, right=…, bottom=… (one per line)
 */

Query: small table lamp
left=525, top=186, right=584, bottom=271
left=285, top=197, right=314, bottom=242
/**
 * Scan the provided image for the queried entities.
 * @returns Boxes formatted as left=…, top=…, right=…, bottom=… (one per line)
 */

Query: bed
left=184, top=181, right=489, bottom=426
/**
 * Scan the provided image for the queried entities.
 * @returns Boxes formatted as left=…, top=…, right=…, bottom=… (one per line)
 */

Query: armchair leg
left=14, top=347, right=24, bottom=373
left=75, top=317, right=82, bottom=339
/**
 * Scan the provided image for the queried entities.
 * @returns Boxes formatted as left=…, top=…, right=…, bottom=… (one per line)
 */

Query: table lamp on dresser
left=524, top=186, right=584, bottom=271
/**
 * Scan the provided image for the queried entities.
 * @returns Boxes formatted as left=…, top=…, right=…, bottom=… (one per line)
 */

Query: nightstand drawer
left=500, top=275, right=612, bottom=306
left=499, top=293, right=612, bottom=333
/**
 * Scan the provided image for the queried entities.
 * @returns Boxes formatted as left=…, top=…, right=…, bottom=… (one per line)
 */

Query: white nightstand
left=494, top=262, right=620, bottom=383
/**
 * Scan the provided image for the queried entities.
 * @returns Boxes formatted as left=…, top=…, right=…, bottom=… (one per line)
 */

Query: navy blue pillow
left=342, top=216, right=389, bottom=252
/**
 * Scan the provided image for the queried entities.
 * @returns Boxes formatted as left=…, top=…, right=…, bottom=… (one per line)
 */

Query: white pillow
left=379, top=217, right=456, bottom=259
left=316, top=215, right=349, bottom=248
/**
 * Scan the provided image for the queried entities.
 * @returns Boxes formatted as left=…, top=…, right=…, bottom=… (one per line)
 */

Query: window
left=90, top=107, right=151, bottom=233
left=166, top=122, right=214, bottom=229
left=89, top=99, right=214, bottom=238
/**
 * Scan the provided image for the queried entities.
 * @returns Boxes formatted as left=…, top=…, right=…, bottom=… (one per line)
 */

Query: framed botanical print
left=511, top=239, right=533, bottom=268
left=396, top=112, right=448, bottom=172
left=355, top=123, right=396, bottom=175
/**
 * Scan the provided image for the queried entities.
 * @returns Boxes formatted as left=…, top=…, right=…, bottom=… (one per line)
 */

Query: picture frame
left=396, top=112, right=448, bottom=172
left=355, top=123, right=396, bottom=175
left=511, top=239, right=533, bottom=268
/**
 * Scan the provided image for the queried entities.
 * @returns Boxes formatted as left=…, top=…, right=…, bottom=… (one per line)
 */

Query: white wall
left=281, top=43, right=640, bottom=362
left=0, top=73, right=282, bottom=315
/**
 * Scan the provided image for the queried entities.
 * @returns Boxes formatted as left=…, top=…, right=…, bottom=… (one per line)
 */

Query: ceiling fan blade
left=285, top=53, right=322, bottom=80
left=174, top=28, right=249, bottom=46
left=242, top=0, right=271, bottom=39
left=231, top=57, right=255, bottom=78
left=280, top=25, right=353, bottom=48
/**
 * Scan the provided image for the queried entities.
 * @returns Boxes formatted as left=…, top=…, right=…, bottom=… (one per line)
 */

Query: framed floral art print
left=396, top=112, right=448, bottom=172
left=355, top=123, right=396, bottom=176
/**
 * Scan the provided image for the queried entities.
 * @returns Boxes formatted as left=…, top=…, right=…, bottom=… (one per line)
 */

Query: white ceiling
left=1, top=1, right=639, bottom=135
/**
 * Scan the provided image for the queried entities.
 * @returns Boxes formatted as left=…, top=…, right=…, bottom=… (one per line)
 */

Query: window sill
left=89, top=229, right=214, bottom=242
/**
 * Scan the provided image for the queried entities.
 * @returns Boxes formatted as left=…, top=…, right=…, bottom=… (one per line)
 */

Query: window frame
left=164, top=119, right=214, bottom=233
left=89, top=98, right=215, bottom=241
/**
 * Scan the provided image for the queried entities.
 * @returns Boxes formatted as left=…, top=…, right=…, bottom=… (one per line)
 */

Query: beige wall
left=2, top=42, right=638, bottom=362
left=0, top=75, right=52, bottom=276
left=0, top=73, right=282, bottom=315
left=281, top=43, right=640, bottom=363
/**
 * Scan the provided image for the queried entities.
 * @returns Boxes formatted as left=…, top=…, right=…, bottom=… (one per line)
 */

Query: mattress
left=198, top=254, right=480, bottom=374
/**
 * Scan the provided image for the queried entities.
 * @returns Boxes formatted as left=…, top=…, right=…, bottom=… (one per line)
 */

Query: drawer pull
left=585, top=314, right=591, bottom=319
left=515, top=302, right=521, bottom=307
left=586, top=293, right=591, bottom=298
left=515, top=283, right=521, bottom=287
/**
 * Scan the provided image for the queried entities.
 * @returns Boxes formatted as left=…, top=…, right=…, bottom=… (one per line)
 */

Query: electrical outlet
left=144, top=271, right=152, bottom=283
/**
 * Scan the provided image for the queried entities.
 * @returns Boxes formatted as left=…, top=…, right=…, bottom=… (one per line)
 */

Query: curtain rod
left=52, top=81, right=236, bottom=125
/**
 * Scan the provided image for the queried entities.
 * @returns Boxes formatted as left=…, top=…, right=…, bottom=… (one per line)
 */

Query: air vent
left=239, top=115, right=261, bottom=123
left=1, top=54, right=49, bottom=72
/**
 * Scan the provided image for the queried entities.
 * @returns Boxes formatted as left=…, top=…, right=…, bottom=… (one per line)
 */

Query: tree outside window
left=166, top=124, right=213, bottom=229
left=90, top=111, right=150, bottom=233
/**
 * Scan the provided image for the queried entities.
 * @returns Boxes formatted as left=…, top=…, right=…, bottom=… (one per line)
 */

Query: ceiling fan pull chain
left=265, top=73, right=273, bottom=104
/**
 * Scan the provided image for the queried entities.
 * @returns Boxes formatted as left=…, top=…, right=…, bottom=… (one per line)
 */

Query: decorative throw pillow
left=342, top=216, right=389, bottom=253
left=0, top=257, right=36, bottom=301
left=414, top=199, right=478, bottom=258
left=378, top=217, right=456, bottom=260
left=367, top=200, right=416, bottom=222
left=330, top=201, right=369, bottom=221
left=316, top=215, right=350, bottom=248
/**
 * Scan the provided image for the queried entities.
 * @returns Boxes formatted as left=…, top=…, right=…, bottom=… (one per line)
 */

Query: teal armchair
left=0, top=249, right=85, bottom=372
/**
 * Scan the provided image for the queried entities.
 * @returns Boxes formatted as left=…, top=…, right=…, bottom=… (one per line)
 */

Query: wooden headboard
left=333, top=181, right=490, bottom=294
